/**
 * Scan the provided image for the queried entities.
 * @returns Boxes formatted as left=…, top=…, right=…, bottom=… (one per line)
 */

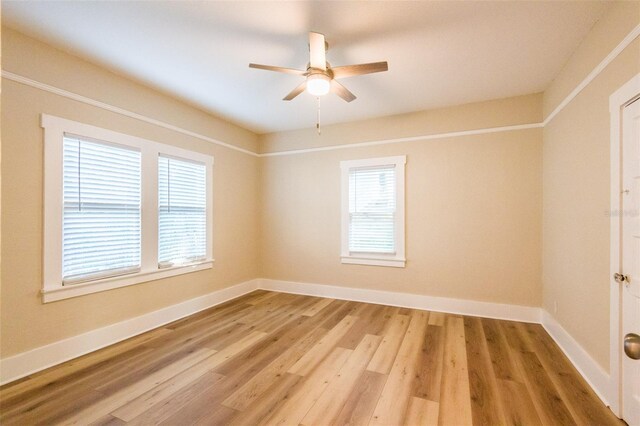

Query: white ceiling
left=3, top=1, right=610, bottom=134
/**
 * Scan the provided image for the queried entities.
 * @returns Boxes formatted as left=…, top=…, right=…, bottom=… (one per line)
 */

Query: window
left=42, top=115, right=214, bottom=302
left=341, top=156, right=406, bottom=267
left=62, top=136, right=142, bottom=283
left=158, top=156, right=207, bottom=268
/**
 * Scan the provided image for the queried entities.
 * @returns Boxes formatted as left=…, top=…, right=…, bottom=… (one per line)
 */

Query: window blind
left=348, top=165, right=396, bottom=254
left=158, top=155, right=207, bottom=267
left=62, top=136, right=142, bottom=283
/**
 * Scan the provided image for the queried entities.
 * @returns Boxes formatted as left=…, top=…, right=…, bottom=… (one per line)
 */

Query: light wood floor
left=0, top=291, right=621, bottom=425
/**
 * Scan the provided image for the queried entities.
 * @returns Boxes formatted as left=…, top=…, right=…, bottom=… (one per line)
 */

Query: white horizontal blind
left=158, top=155, right=207, bottom=267
left=62, top=136, right=141, bottom=283
left=348, top=165, right=396, bottom=254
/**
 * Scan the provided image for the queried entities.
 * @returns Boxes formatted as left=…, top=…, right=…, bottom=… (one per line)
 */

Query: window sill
left=42, top=260, right=214, bottom=303
left=341, top=256, right=405, bottom=268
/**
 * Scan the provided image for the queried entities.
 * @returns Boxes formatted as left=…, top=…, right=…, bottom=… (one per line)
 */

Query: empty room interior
left=1, top=1, right=640, bottom=425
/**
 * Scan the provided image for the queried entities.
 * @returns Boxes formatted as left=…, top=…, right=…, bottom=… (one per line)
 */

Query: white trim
left=540, top=310, right=612, bottom=408
left=608, top=73, right=640, bottom=417
left=261, top=123, right=543, bottom=157
left=41, top=114, right=215, bottom=302
left=42, top=114, right=217, bottom=165
left=258, top=278, right=541, bottom=323
left=340, top=155, right=407, bottom=170
left=2, top=71, right=258, bottom=157
left=3, top=22, right=639, bottom=158
left=0, top=279, right=260, bottom=385
left=609, top=74, right=640, bottom=114
left=340, top=156, right=406, bottom=268
left=0, top=275, right=615, bottom=413
left=42, top=261, right=214, bottom=303
left=3, top=68, right=542, bottom=156
left=340, top=257, right=406, bottom=268
left=544, top=23, right=640, bottom=126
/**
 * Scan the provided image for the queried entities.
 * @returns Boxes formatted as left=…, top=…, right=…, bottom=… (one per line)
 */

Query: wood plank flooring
left=0, top=291, right=621, bottom=425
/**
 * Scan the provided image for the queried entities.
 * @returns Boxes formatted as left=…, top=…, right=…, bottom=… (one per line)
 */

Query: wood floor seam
left=0, top=290, right=621, bottom=426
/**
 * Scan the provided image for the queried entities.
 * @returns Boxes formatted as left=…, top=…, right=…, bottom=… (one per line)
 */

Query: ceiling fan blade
left=331, top=80, right=356, bottom=102
left=331, top=62, right=388, bottom=79
left=249, top=63, right=307, bottom=75
left=309, top=32, right=326, bottom=71
left=283, top=81, right=307, bottom=101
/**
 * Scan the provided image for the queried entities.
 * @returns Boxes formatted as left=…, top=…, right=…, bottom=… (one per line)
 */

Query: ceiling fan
left=249, top=32, right=388, bottom=103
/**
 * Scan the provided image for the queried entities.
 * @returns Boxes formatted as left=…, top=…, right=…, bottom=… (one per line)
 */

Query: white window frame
left=42, top=114, right=214, bottom=303
left=340, top=155, right=406, bottom=268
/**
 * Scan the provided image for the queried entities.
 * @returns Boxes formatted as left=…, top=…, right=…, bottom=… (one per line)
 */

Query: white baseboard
left=258, top=278, right=542, bottom=323
left=540, top=310, right=612, bottom=408
left=0, top=279, right=259, bottom=385
left=0, top=276, right=613, bottom=414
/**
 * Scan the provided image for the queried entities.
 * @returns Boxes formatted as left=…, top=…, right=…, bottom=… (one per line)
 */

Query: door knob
left=624, top=333, right=640, bottom=360
left=614, top=273, right=629, bottom=284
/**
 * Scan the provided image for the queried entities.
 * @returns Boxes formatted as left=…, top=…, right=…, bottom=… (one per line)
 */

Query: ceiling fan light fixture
left=306, top=73, right=331, bottom=97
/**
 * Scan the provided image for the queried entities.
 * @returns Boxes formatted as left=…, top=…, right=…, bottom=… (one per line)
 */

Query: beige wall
left=1, top=29, right=260, bottom=357
left=259, top=95, right=543, bottom=307
left=3, top=2, right=637, bottom=373
left=542, top=2, right=640, bottom=371
left=1, top=28, right=546, bottom=363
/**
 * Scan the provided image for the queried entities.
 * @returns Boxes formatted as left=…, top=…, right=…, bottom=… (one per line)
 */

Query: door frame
left=609, top=73, right=640, bottom=418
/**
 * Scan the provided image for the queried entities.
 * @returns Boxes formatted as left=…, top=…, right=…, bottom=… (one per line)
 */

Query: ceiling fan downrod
left=316, top=97, right=321, bottom=135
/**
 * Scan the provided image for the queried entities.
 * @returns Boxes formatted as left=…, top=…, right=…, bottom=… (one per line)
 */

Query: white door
left=622, top=97, right=640, bottom=426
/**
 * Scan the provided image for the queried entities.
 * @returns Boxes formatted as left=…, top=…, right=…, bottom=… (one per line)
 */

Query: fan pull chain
left=316, top=97, right=321, bottom=135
